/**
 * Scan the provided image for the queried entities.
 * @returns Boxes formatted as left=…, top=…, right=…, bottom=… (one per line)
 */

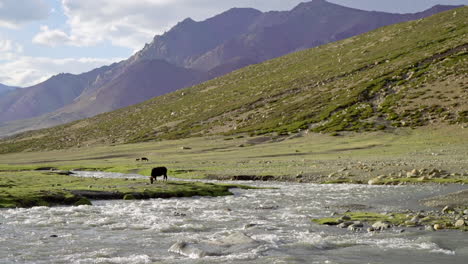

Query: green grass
left=0, top=126, right=466, bottom=184
left=0, top=7, right=467, bottom=153
left=0, top=170, right=256, bottom=208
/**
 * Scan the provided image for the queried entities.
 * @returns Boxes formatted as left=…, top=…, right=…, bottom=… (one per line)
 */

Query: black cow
left=150, top=167, right=168, bottom=183
left=141, top=157, right=149, bottom=162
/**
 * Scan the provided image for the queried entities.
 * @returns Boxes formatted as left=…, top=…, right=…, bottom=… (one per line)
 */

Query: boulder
left=454, top=219, right=466, bottom=228
left=433, top=224, right=444, bottom=230
left=372, top=221, right=391, bottom=231
left=406, top=169, right=419, bottom=178
left=368, top=178, right=381, bottom=185
left=337, top=222, right=353, bottom=228
left=442, top=206, right=455, bottom=214
left=169, top=232, right=259, bottom=258
left=347, top=222, right=364, bottom=231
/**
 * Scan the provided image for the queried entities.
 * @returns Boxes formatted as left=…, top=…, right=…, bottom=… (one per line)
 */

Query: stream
left=0, top=171, right=467, bottom=263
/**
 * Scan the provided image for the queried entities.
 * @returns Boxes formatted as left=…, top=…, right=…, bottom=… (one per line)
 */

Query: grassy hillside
left=1, top=7, right=467, bottom=153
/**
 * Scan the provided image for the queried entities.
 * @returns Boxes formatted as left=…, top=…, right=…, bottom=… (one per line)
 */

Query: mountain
left=0, top=65, right=112, bottom=123
left=139, top=0, right=462, bottom=72
left=1, top=6, right=466, bottom=153
left=0, top=0, right=462, bottom=136
left=0, top=84, right=17, bottom=97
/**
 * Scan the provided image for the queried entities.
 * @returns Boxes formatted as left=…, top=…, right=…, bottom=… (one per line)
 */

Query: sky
left=0, top=0, right=466, bottom=87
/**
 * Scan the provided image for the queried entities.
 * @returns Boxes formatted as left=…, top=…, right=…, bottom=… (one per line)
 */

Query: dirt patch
left=11, top=154, right=132, bottom=164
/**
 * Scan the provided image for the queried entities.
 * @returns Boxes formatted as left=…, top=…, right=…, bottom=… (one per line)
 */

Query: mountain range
left=0, top=0, right=462, bottom=137
left=1, top=5, right=466, bottom=153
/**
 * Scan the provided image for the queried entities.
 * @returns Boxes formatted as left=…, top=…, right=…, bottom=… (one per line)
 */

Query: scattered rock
left=348, top=223, right=362, bottom=231
left=338, top=222, right=353, bottom=228
left=372, top=221, right=391, bottom=231
left=173, top=212, right=187, bottom=217
left=454, top=219, right=466, bottom=228
left=50, top=235, right=58, bottom=238
left=425, top=225, right=435, bottom=231
left=368, top=178, right=381, bottom=185
left=433, top=224, right=444, bottom=230
left=168, top=232, right=259, bottom=258
left=407, top=169, right=420, bottom=178
left=442, top=206, right=455, bottom=214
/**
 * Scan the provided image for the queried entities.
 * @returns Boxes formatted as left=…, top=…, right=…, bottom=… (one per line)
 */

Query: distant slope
left=1, top=6, right=466, bottom=153
left=0, top=84, right=17, bottom=97
left=0, top=0, right=459, bottom=135
left=0, top=66, right=112, bottom=123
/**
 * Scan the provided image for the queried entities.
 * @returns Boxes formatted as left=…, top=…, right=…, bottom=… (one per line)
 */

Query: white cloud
left=0, top=0, right=50, bottom=28
left=0, top=55, right=122, bottom=87
left=0, top=38, right=23, bottom=60
left=34, top=0, right=305, bottom=51
left=33, top=25, right=72, bottom=47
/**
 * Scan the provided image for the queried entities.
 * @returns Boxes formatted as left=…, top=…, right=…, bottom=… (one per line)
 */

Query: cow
left=150, top=167, right=168, bottom=183
left=141, top=157, right=149, bottom=162
left=136, top=158, right=140, bottom=162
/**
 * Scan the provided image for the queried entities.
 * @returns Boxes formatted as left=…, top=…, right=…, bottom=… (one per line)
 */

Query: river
left=0, top=171, right=467, bottom=263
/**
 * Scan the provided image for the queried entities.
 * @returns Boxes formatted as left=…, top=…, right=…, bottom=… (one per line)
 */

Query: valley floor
left=0, top=126, right=467, bottom=207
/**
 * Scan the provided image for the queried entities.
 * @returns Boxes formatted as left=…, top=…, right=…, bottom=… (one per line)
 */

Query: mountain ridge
left=0, top=1, right=462, bottom=137
left=0, top=6, right=466, bottom=153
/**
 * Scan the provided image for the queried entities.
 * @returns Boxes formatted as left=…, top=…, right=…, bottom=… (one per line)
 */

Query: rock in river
left=372, top=221, right=391, bottom=231
left=169, top=232, right=260, bottom=258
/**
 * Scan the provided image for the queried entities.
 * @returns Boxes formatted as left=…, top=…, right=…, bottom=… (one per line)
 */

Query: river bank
left=1, top=178, right=467, bottom=264
left=0, top=170, right=257, bottom=208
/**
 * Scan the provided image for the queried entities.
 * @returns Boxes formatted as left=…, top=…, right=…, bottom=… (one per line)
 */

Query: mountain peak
left=294, top=0, right=331, bottom=8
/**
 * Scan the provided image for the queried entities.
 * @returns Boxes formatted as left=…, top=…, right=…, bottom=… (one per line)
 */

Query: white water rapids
left=1, top=172, right=467, bottom=264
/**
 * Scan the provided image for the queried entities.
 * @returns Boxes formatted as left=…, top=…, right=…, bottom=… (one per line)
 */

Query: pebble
left=442, top=206, right=454, bottom=214
left=372, top=221, right=391, bottom=231
left=454, top=219, right=466, bottom=228
left=425, top=225, right=435, bottom=231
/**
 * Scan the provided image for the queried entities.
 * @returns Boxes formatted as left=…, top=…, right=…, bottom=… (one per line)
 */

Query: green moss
left=123, top=194, right=136, bottom=200
left=312, top=211, right=466, bottom=231
left=74, top=198, right=92, bottom=206
left=0, top=171, right=257, bottom=208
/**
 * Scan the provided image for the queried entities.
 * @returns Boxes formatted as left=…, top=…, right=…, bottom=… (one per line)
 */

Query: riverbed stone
left=368, top=178, right=381, bottom=185
left=372, top=221, right=391, bottom=231
left=337, top=222, right=353, bottom=228
left=454, top=219, right=466, bottom=228
left=425, top=225, right=435, bottom=231
left=442, top=206, right=455, bottom=214
left=169, top=232, right=259, bottom=258
left=348, top=223, right=363, bottom=231
left=433, top=224, right=444, bottom=230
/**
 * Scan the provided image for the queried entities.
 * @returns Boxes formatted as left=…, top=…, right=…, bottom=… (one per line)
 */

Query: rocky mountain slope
left=1, top=6, right=466, bottom=153
left=0, top=0, right=460, bottom=136
left=0, top=84, right=17, bottom=97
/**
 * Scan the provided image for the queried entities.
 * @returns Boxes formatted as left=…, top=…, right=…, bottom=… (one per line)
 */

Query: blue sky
left=0, top=0, right=466, bottom=87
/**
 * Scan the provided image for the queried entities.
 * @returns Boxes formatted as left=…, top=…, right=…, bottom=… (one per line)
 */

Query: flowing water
left=1, top=172, right=467, bottom=264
